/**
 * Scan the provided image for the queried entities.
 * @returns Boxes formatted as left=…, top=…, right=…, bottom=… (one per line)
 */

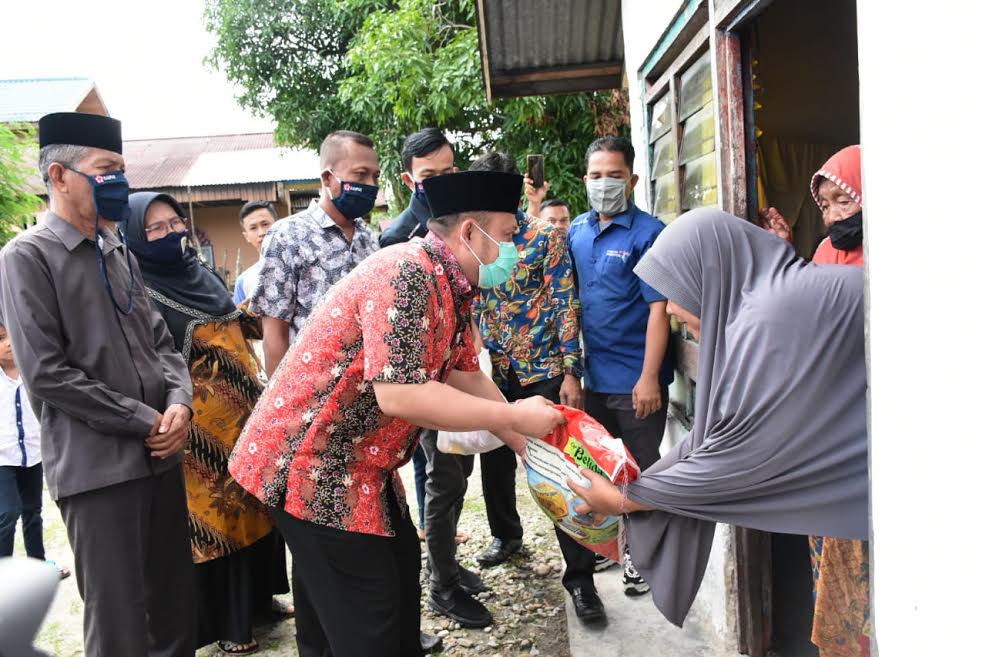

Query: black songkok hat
left=38, top=112, right=123, bottom=154
left=422, top=171, right=522, bottom=217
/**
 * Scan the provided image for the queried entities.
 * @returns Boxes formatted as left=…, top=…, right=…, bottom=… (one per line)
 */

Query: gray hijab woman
left=569, top=208, right=868, bottom=626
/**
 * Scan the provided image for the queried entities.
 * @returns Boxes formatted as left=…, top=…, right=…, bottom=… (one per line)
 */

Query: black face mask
left=828, top=211, right=863, bottom=251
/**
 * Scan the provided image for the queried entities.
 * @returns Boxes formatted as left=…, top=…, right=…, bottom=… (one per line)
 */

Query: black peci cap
left=422, top=171, right=522, bottom=217
left=38, top=112, right=123, bottom=154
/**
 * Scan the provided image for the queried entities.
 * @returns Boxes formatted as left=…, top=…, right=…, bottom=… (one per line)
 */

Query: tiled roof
left=0, top=78, right=105, bottom=122
left=123, top=133, right=320, bottom=189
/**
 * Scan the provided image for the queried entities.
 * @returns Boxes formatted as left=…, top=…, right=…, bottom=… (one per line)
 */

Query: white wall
left=621, top=0, right=684, bottom=211
left=858, top=3, right=986, bottom=656
left=621, top=1, right=739, bottom=650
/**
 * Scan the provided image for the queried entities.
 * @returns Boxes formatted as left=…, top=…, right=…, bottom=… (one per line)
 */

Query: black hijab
left=127, top=192, right=237, bottom=355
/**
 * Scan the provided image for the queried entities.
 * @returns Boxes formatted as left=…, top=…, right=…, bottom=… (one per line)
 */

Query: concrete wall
left=857, top=3, right=986, bottom=655
left=621, top=0, right=684, bottom=213
left=191, top=204, right=255, bottom=283
left=622, top=0, right=737, bottom=654
left=621, top=5, right=740, bottom=650
left=187, top=197, right=290, bottom=284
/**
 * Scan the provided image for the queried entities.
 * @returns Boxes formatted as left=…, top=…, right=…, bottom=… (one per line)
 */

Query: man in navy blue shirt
left=567, top=136, right=675, bottom=597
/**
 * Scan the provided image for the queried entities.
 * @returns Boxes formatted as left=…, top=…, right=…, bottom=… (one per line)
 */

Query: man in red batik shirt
left=228, top=171, right=564, bottom=657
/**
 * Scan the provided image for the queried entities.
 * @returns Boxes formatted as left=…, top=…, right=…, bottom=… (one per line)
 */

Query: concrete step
left=565, top=567, right=737, bottom=657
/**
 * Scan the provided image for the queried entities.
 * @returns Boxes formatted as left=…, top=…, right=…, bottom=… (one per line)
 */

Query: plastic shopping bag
left=436, top=350, right=505, bottom=455
left=524, top=405, right=640, bottom=562
left=436, top=429, right=502, bottom=455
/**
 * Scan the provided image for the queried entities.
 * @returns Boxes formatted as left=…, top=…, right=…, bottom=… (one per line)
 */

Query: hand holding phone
left=527, top=154, right=545, bottom=189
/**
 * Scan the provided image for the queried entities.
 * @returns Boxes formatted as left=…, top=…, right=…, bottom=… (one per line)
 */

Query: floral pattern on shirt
left=250, top=200, right=379, bottom=339
left=473, top=214, right=582, bottom=389
left=229, top=234, right=478, bottom=536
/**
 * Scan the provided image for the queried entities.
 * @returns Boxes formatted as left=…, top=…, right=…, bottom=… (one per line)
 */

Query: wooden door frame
left=711, top=1, right=775, bottom=655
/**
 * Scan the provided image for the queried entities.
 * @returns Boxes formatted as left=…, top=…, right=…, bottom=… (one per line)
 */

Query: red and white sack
left=524, top=405, right=640, bottom=562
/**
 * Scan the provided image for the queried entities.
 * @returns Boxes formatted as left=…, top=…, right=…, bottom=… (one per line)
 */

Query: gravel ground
left=23, top=455, right=571, bottom=657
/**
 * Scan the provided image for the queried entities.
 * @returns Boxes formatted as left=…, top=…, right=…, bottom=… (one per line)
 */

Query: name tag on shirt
left=605, top=249, right=631, bottom=263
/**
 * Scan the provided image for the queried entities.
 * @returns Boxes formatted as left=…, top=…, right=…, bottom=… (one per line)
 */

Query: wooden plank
left=735, top=527, right=771, bottom=657
left=644, top=24, right=712, bottom=105
left=640, top=0, right=707, bottom=79
left=713, top=28, right=749, bottom=218
left=475, top=0, right=495, bottom=103
left=491, top=62, right=624, bottom=85
left=714, top=0, right=774, bottom=31
left=674, top=333, right=700, bottom=383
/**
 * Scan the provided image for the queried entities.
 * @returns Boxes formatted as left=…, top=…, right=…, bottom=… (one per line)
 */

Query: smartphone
left=527, top=154, right=545, bottom=189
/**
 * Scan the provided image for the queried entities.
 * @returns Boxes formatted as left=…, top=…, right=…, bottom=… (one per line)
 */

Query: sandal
left=46, top=560, right=71, bottom=580
left=216, top=639, right=259, bottom=655
left=271, top=598, right=295, bottom=618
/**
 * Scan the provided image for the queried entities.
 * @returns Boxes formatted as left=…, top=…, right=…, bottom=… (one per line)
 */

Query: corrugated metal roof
left=477, top=0, right=624, bottom=99
left=183, top=148, right=320, bottom=186
left=0, top=78, right=105, bottom=122
left=123, top=133, right=320, bottom=190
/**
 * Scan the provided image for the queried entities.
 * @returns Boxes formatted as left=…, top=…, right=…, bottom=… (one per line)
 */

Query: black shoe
left=475, top=537, right=523, bottom=568
left=571, top=586, right=607, bottom=623
left=622, top=555, right=650, bottom=596
left=428, top=586, right=493, bottom=628
left=458, top=564, right=488, bottom=595
left=424, top=561, right=489, bottom=595
left=593, top=553, right=619, bottom=573
left=420, top=631, right=444, bottom=654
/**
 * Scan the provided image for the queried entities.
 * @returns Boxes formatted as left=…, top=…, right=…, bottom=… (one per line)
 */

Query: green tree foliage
left=0, top=124, right=42, bottom=245
left=206, top=0, right=629, bottom=212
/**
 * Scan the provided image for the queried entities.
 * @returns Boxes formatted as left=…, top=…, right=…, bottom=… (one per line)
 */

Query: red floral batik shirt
left=229, top=233, right=479, bottom=536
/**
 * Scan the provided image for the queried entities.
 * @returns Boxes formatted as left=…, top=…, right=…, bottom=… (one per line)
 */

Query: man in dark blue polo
left=567, top=136, right=675, bottom=597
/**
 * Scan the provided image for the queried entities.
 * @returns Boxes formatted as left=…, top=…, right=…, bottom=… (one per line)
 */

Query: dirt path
left=24, top=456, right=570, bottom=657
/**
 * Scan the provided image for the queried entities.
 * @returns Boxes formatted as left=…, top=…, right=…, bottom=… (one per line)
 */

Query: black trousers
left=194, top=531, right=289, bottom=647
left=58, top=466, right=196, bottom=657
left=583, top=388, right=669, bottom=473
left=274, top=489, right=423, bottom=657
left=420, top=429, right=474, bottom=591
left=502, top=372, right=597, bottom=592
left=0, top=463, right=44, bottom=559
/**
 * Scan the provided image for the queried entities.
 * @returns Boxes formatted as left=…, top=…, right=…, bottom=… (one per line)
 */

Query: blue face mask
left=64, top=166, right=136, bottom=315
left=463, top=223, right=520, bottom=289
left=327, top=170, right=378, bottom=221
left=65, top=167, right=131, bottom=223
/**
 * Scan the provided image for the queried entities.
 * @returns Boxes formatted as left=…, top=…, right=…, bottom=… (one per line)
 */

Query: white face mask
left=586, top=177, right=629, bottom=216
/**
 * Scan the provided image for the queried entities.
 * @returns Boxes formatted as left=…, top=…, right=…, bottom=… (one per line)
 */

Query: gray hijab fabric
left=628, top=208, right=868, bottom=626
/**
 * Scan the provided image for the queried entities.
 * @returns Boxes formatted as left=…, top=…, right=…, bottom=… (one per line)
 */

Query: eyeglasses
left=145, top=216, right=187, bottom=238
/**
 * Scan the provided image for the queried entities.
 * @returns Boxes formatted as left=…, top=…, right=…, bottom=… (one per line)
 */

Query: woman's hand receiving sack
left=569, top=468, right=651, bottom=517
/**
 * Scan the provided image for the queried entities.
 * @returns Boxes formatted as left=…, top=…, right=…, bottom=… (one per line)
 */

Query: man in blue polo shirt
left=567, top=136, right=675, bottom=597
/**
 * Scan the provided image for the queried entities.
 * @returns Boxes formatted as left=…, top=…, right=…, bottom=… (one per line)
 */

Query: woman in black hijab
left=127, top=192, right=291, bottom=655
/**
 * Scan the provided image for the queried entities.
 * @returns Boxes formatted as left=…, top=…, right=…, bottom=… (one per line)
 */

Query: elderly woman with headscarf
left=126, top=192, right=291, bottom=655
left=569, top=208, right=869, bottom=644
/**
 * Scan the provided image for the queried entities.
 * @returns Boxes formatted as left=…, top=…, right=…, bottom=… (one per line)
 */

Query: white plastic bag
left=436, top=351, right=505, bottom=455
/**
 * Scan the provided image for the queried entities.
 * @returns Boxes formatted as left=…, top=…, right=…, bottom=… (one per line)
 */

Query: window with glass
left=646, top=48, right=718, bottom=222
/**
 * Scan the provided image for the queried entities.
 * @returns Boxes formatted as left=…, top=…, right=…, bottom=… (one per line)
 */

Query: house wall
left=858, top=3, right=985, bottom=656
left=192, top=205, right=253, bottom=282
left=621, top=1, right=740, bottom=653
left=622, top=0, right=685, bottom=213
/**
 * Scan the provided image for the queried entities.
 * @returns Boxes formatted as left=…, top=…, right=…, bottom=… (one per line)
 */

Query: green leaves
left=0, top=124, right=42, bottom=246
left=204, top=0, right=629, bottom=213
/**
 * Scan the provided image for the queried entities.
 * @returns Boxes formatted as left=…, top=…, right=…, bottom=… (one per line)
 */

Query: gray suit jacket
left=0, top=212, right=192, bottom=499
